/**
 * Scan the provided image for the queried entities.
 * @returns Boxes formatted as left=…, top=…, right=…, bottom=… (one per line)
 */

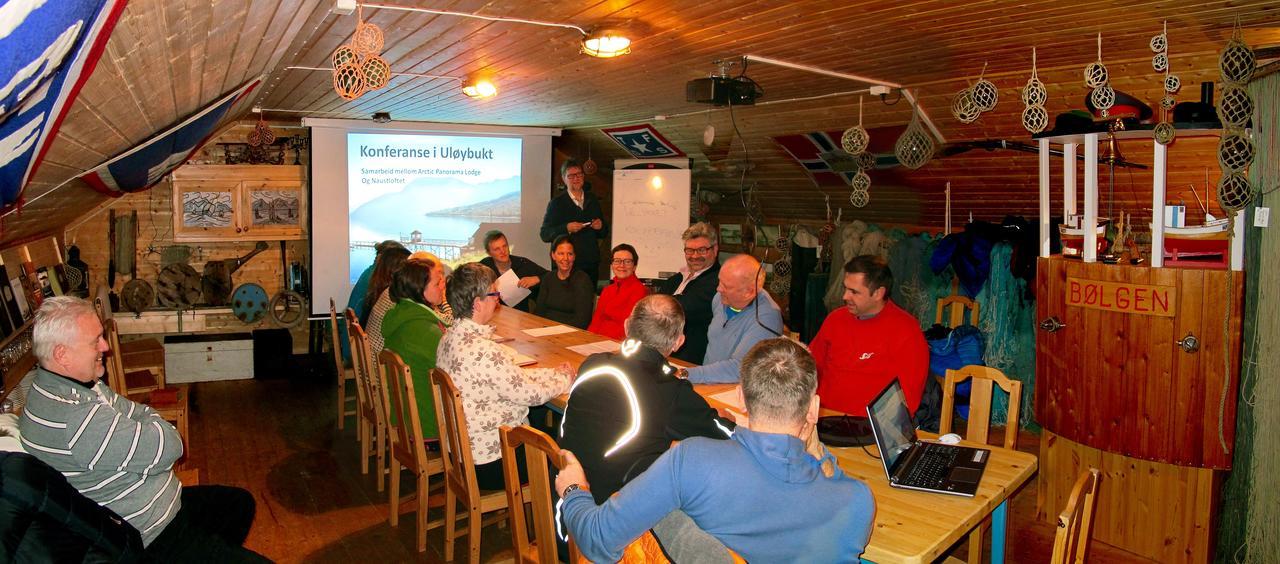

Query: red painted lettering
left=1134, top=288, right=1148, bottom=311
left=1100, top=286, right=1113, bottom=308
left=1085, top=284, right=1098, bottom=305
left=1115, top=287, right=1130, bottom=309
left=1153, top=290, right=1170, bottom=313
left=1069, top=280, right=1081, bottom=304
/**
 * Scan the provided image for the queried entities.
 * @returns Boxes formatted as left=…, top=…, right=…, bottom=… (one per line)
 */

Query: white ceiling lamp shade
left=582, top=28, right=632, bottom=58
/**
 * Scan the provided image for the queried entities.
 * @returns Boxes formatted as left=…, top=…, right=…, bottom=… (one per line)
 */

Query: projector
left=686, top=77, right=759, bottom=106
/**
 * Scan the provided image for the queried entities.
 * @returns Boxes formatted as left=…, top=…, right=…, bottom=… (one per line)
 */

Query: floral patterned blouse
left=435, top=317, right=571, bottom=465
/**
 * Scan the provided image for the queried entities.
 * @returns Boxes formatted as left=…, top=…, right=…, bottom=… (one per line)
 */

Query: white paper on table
left=566, top=340, right=622, bottom=356
left=522, top=325, right=578, bottom=337
left=496, top=269, right=532, bottom=307
left=707, top=388, right=746, bottom=415
left=500, top=344, right=537, bottom=366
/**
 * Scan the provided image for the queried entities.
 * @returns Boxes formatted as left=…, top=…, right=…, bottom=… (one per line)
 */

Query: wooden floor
left=186, top=356, right=1154, bottom=563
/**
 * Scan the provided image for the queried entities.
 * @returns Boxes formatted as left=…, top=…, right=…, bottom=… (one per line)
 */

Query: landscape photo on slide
left=347, top=133, right=523, bottom=282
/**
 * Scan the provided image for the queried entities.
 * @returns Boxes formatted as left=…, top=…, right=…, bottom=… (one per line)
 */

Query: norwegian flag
left=81, top=77, right=261, bottom=196
left=0, top=0, right=126, bottom=208
left=772, top=131, right=858, bottom=187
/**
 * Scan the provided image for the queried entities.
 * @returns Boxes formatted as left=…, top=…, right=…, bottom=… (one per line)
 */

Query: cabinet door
left=239, top=180, right=307, bottom=240
left=173, top=180, right=241, bottom=241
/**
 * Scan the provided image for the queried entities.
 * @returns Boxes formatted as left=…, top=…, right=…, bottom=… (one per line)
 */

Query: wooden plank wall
left=1034, top=257, right=1243, bottom=469
left=1037, top=430, right=1221, bottom=563
left=63, top=128, right=312, bottom=353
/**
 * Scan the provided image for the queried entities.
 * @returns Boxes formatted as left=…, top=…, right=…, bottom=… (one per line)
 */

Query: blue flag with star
left=601, top=124, right=685, bottom=159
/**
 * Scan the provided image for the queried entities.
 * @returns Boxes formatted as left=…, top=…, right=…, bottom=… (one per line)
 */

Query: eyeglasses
left=485, top=291, right=501, bottom=299
left=565, top=173, right=585, bottom=179
left=683, top=246, right=714, bottom=256
left=611, top=259, right=635, bottom=265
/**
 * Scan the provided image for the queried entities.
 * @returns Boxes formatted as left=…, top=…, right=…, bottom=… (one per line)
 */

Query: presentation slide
left=346, top=132, right=523, bottom=283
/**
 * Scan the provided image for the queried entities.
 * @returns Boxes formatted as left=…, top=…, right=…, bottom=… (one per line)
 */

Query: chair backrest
left=935, top=294, right=980, bottom=328
left=346, top=310, right=379, bottom=423
left=380, top=349, right=430, bottom=474
left=499, top=425, right=582, bottom=563
left=1051, top=468, right=1101, bottom=564
left=939, top=365, right=1022, bottom=449
left=101, top=318, right=126, bottom=394
left=328, top=298, right=346, bottom=374
left=430, top=367, right=482, bottom=502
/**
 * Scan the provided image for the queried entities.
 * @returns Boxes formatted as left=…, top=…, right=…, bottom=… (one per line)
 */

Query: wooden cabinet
left=171, top=165, right=306, bottom=242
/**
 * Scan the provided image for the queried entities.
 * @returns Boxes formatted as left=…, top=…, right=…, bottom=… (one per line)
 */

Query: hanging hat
left=1084, top=89, right=1152, bottom=122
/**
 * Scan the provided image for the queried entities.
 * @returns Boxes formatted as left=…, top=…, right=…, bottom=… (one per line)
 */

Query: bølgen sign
left=1066, top=277, right=1177, bottom=317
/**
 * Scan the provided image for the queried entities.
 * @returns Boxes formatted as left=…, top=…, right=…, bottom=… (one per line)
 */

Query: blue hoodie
left=561, top=427, right=875, bottom=562
left=685, top=292, right=784, bottom=384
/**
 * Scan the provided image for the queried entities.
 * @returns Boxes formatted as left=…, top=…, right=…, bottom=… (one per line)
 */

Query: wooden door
left=1035, top=257, right=1242, bottom=469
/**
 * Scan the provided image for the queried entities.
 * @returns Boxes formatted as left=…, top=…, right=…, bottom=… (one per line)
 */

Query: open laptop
left=865, top=379, right=990, bottom=497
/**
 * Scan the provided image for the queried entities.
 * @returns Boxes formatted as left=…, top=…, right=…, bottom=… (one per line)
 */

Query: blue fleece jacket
left=561, top=427, right=874, bottom=562
left=685, top=292, right=784, bottom=384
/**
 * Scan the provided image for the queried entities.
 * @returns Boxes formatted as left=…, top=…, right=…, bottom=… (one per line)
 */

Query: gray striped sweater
left=18, top=367, right=184, bottom=546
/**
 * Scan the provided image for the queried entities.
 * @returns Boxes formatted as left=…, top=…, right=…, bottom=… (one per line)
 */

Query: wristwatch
left=561, top=483, right=583, bottom=498
left=675, top=368, right=689, bottom=379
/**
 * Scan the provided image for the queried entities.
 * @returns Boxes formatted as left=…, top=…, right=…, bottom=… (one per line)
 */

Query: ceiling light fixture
left=582, top=28, right=632, bottom=58
left=461, top=76, right=498, bottom=99
left=357, top=2, right=631, bottom=58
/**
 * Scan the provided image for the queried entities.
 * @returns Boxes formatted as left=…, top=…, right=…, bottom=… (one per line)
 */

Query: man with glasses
left=657, top=222, right=721, bottom=363
left=540, top=159, right=607, bottom=288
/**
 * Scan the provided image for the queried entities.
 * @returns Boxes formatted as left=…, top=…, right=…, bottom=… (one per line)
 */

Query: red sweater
left=811, top=300, right=928, bottom=416
left=587, top=275, right=648, bottom=340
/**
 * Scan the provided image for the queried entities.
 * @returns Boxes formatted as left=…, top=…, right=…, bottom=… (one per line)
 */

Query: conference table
left=491, top=305, right=1038, bottom=564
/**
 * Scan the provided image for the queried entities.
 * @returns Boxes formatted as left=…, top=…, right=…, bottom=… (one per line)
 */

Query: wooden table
left=491, top=306, right=1037, bottom=563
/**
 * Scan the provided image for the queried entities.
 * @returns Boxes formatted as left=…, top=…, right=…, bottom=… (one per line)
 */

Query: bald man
left=681, top=254, right=783, bottom=384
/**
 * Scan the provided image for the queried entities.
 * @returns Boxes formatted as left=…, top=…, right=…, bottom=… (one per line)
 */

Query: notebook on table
left=865, top=378, right=990, bottom=497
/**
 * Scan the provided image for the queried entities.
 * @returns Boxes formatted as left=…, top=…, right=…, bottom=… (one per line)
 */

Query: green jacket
left=381, top=299, right=447, bottom=439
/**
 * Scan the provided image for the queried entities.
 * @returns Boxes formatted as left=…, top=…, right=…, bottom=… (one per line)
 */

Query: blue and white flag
left=81, top=77, right=261, bottom=196
left=601, top=124, right=685, bottom=159
left=0, top=0, right=125, bottom=206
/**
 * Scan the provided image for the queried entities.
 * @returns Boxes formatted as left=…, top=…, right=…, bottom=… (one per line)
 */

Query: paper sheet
left=566, top=340, right=621, bottom=356
left=707, top=388, right=746, bottom=415
left=522, top=324, right=578, bottom=337
left=496, top=268, right=531, bottom=307
left=500, top=344, right=537, bottom=366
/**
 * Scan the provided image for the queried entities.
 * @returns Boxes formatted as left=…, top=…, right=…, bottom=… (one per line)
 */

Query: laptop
left=865, top=379, right=990, bottom=497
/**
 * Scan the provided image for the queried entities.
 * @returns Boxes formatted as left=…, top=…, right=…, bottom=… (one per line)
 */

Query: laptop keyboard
left=898, top=443, right=958, bottom=488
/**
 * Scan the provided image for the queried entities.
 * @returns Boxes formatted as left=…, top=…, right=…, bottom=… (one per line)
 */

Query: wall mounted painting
left=250, top=190, right=300, bottom=226
left=182, top=191, right=234, bottom=228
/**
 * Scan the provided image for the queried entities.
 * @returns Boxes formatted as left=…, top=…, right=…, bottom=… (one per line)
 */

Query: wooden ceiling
left=8, top=0, right=1279, bottom=246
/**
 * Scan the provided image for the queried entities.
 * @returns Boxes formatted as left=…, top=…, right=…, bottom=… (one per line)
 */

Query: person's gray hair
left=33, top=296, right=98, bottom=366
left=446, top=262, right=496, bottom=320
left=624, top=294, right=685, bottom=355
left=682, top=222, right=718, bottom=247
left=740, top=338, right=817, bottom=425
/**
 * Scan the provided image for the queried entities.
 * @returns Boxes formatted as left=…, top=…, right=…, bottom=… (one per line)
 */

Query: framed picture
left=756, top=224, right=780, bottom=247
left=720, top=223, right=743, bottom=246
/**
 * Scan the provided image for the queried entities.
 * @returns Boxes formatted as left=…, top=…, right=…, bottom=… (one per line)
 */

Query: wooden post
left=1152, top=141, right=1167, bottom=267
left=1063, top=143, right=1077, bottom=224
left=1083, top=134, right=1099, bottom=263
left=1039, top=139, right=1050, bottom=257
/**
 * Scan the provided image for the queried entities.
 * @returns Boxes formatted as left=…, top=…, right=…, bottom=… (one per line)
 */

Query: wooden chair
left=380, top=349, right=445, bottom=552
left=329, top=298, right=357, bottom=431
left=99, top=306, right=164, bottom=394
left=431, top=367, right=512, bottom=564
left=1051, top=468, right=1101, bottom=564
left=101, top=317, right=163, bottom=396
left=102, top=318, right=188, bottom=458
left=940, top=365, right=1022, bottom=564
left=499, top=425, right=583, bottom=563
left=346, top=312, right=385, bottom=492
left=935, top=291, right=980, bottom=329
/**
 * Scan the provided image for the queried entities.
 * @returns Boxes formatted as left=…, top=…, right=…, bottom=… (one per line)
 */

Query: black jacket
left=656, top=260, right=722, bottom=363
left=539, top=189, right=608, bottom=269
left=479, top=255, right=548, bottom=312
left=558, top=344, right=734, bottom=503
left=0, top=451, right=146, bottom=563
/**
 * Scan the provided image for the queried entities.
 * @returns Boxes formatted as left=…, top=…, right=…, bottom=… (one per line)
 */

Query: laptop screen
left=866, top=379, right=917, bottom=475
